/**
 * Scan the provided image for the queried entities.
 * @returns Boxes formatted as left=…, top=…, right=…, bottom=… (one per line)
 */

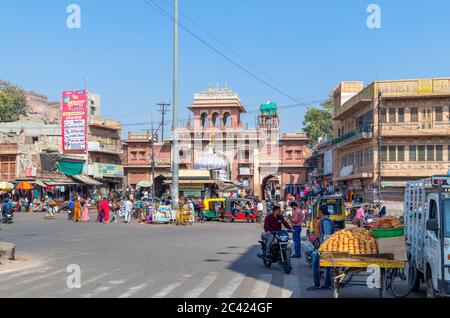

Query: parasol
left=16, top=182, right=35, bottom=190
left=0, top=181, right=14, bottom=191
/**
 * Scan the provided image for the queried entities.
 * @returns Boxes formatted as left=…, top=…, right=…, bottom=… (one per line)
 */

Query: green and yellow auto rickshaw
left=203, top=198, right=226, bottom=221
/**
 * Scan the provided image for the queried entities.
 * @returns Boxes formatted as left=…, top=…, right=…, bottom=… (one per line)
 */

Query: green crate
left=371, top=227, right=405, bottom=238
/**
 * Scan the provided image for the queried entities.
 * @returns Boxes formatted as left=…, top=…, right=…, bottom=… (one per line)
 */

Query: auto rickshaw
left=307, top=195, right=346, bottom=234
left=221, top=198, right=258, bottom=223
left=203, top=198, right=226, bottom=221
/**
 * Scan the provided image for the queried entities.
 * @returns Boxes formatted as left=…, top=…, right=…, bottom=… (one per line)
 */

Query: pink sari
left=81, top=205, right=90, bottom=222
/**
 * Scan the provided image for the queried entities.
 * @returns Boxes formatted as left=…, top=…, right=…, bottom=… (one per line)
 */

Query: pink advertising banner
left=62, top=90, right=87, bottom=154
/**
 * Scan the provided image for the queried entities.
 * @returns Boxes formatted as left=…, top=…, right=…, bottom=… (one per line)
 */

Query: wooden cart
left=320, top=252, right=405, bottom=298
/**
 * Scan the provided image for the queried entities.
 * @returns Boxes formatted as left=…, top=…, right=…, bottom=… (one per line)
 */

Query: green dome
left=260, top=101, right=278, bottom=115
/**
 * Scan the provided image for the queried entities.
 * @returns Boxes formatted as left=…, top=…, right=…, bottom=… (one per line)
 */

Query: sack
left=303, top=240, right=316, bottom=253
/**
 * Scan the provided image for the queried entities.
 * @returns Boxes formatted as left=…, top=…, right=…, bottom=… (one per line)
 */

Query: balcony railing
left=332, top=125, right=374, bottom=146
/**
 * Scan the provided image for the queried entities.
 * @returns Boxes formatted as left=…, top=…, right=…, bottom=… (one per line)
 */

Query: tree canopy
left=302, top=95, right=334, bottom=148
left=0, top=80, right=28, bottom=122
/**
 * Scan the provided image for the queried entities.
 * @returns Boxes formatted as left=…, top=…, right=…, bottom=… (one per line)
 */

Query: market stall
left=318, top=221, right=413, bottom=298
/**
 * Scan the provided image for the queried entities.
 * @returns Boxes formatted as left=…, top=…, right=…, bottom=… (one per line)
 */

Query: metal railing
left=332, top=125, right=374, bottom=146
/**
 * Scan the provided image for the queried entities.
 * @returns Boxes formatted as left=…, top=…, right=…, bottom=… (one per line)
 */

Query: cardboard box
left=376, top=236, right=407, bottom=261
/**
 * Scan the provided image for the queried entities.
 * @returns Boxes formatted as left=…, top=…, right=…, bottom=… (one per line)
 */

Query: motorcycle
left=2, top=211, right=13, bottom=224
left=258, top=230, right=293, bottom=274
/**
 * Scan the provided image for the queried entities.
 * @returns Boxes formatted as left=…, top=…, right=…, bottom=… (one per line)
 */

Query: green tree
left=0, top=80, right=28, bottom=122
left=302, top=95, right=333, bottom=147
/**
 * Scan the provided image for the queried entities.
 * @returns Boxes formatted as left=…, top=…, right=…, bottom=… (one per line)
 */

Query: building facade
left=123, top=85, right=310, bottom=199
left=332, top=78, right=450, bottom=205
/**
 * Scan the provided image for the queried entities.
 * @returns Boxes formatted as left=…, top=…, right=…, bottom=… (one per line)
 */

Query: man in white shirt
left=125, top=198, right=133, bottom=223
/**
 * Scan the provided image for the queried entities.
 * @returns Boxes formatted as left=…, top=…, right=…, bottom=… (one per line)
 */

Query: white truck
left=404, top=175, right=450, bottom=298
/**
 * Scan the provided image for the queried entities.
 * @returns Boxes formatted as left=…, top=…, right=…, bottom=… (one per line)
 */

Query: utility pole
left=171, top=0, right=180, bottom=209
left=377, top=90, right=383, bottom=202
left=151, top=119, right=156, bottom=200
left=157, top=102, right=171, bottom=142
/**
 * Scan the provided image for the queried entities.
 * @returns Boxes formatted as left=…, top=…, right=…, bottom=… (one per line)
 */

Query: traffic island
left=0, top=242, right=16, bottom=261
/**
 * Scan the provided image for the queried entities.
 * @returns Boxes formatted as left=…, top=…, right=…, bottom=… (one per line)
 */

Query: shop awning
left=163, top=179, right=222, bottom=185
left=72, top=174, right=103, bottom=186
left=34, top=180, right=47, bottom=188
left=58, top=160, right=84, bottom=176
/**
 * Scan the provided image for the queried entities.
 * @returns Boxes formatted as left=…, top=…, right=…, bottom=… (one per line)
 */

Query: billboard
left=93, top=163, right=124, bottom=179
left=62, top=90, right=87, bottom=154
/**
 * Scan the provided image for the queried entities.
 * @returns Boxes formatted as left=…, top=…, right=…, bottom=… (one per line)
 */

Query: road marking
left=118, top=283, right=148, bottom=298
left=153, top=274, right=192, bottom=298
left=281, top=274, right=301, bottom=298
left=60, top=272, right=111, bottom=294
left=248, top=274, right=272, bottom=298
left=82, top=280, right=125, bottom=298
left=184, top=272, right=220, bottom=298
left=0, top=266, right=52, bottom=283
left=13, top=269, right=66, bottom=286
left=216, top=273, right=246, bottom=298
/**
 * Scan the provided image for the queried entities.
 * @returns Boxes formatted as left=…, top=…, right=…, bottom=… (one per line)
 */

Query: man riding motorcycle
left=2, top=198, right=13, bottom=223
left=262, top=206, right=292, bottom=262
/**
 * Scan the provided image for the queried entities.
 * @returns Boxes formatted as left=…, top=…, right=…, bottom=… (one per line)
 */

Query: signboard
left=93, top=163, right=124, bottom=179
left=324, top=150, right=333, bottom=175
left=62, top=90, right=88, bottom=154
left=239, top=167, right=251, bottom=175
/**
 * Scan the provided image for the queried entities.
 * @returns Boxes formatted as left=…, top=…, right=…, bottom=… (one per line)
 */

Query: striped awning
left=72, top=174, right=103, bottom=186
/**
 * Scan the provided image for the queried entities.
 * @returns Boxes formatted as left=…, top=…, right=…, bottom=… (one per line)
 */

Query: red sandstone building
left=123, top=85, right=310, bottom=199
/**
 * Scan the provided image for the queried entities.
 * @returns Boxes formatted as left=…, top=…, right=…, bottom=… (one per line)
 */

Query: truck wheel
left=426, top=278, right=437, bottom=298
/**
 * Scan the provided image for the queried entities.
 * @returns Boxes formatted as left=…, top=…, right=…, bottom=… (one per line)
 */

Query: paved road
left=0, top=213, right=425, bottom=298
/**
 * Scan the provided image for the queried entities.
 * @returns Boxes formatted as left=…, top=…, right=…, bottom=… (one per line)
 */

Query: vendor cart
left=152, top=205, right=174, bottom=224
left=320, top=252, right=411, bottom=298
left=175, top=207, right=193, bottom=226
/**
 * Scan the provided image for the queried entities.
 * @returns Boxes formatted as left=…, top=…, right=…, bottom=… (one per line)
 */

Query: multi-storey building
left=332, top=78, right=450, bottom=206
left=123, top=85, right=310, bottom=199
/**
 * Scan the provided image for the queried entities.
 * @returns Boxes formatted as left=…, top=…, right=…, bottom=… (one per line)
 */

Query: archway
left=261, top=175, right=276, bottom=201
left=154, top=175, right=168, bottom=197
left=201, top=113, right=208, bottom=128
left=223, top=112, right=232, bottom=127
left=211, top=112, right=220, bottom=127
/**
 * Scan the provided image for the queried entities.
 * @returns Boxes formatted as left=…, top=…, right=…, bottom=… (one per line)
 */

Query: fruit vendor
left=307, top=205, right=335, bottom=291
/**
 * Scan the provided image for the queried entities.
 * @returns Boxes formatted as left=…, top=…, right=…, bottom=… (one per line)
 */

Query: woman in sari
left=73, top=197, right=82, bottom=222
left=101, top=197, right=111, bottom=223
left=81, top=199, right=90, bottom=222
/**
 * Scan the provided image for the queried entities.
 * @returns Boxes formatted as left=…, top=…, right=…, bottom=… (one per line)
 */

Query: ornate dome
left=194, top=148, right=228, bottom=170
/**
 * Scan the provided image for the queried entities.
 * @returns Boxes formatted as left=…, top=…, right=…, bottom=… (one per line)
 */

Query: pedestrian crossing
left=0, top=264, right=304, bottom=299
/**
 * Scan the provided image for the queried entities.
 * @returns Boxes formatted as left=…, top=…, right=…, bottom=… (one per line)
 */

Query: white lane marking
left=281, top=274, right=301, bottom=298
left=184, top=272, right=220, bottom=298
left=109, top=280, right=124, bottom=285
left=13, top=269, right=66, bottom=286
left=0, top=266, right=52, bottom=283
left=82, top=280, right=125, bottom=298
left=118, top=283, right=148, bottom=298
left=153, top=274, right=192, bottom=298
left=248, top=274, right=272, bottom=298
left=216, top=273, right=246, bottom=298
left=60, top=272, right=110, bottom=294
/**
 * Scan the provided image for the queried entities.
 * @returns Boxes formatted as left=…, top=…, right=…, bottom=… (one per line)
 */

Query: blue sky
left=1, top=0, right=450, bottom=137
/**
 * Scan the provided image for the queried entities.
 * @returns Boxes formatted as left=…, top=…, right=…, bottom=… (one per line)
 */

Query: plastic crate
left=371, top=227, right=405, bottom=238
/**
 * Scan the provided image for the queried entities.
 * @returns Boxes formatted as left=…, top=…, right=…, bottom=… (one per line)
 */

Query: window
left=139, top=152, right=146, bottom=159
left=436, top=145, right=443, bottom=161
left=410, top=108, right=418, bottom=122
left=427, top=145, right=435, bottom=161
left=388, top=108, right=396, bottom=123
left=418, top=145, right=426, bottom=161
left=381, top=109, right=387, bottom=123
left=337, top=129, right=341, bottom=137
left=381, top=146, right=388, bottom=162
left=295, top=150, right=303, bottom=160
left=398, top=146, right=405, bottom=161
left=409, top=145, right=417, bottom=161
left=389, top=146, right=396, bottom=161
left=286, top=150, right=293, bottom=160
left=435, top=107, right=443, bottom=122
left=429, top=199, right=438, bottom=220
left=398, top=108, right=404, bottom=123
left=131, top=152, right=137, bottom=160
